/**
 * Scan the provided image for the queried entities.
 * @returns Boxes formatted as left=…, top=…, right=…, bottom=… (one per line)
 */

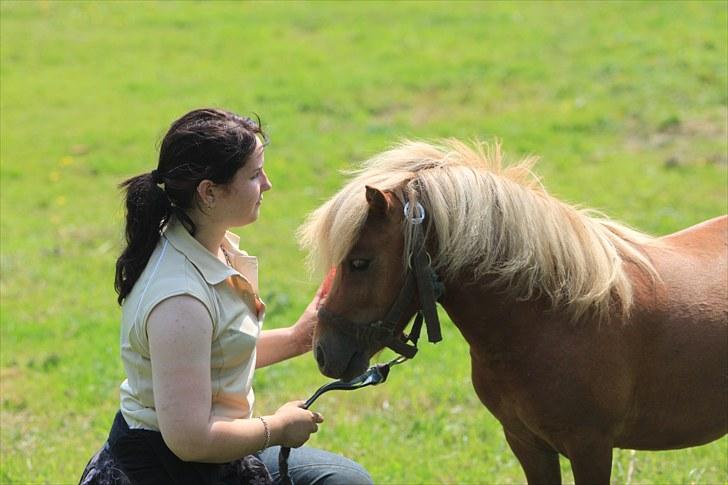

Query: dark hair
left=114, top=108, right=267, bottom=304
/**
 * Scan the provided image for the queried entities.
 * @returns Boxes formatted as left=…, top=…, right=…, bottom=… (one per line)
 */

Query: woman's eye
left=349, top=259, right=370, bottom=272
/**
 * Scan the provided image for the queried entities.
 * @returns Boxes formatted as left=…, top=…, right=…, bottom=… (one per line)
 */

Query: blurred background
left=1, top=1, right=726, bottom=483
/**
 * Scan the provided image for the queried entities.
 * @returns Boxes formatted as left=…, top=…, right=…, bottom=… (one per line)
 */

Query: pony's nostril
left=315, top=344, right=326, bottom=369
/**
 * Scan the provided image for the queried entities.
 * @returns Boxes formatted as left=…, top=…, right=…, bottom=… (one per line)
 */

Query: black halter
left=318, top=201, right=444, bottom=358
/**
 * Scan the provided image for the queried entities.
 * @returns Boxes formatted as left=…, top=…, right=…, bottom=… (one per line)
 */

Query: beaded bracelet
left=258, top=416, right=271, bottom=450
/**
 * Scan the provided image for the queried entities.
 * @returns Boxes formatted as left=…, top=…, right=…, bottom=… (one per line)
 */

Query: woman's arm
left=147, top=295, right=322, bottom=463
left=255, top=284, right=326, bottom=368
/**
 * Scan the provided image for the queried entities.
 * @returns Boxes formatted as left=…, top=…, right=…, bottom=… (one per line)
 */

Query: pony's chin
left=339, top=351, right=370, bottom=381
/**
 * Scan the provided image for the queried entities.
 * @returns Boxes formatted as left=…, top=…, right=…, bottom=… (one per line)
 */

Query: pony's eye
left=349, top=258, right=370, bottom=272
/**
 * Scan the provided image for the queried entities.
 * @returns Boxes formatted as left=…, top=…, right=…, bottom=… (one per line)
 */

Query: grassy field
left=1, top=1, right=726, bottom=484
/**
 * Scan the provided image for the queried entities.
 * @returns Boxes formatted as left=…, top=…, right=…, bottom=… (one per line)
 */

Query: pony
left=298, top=139, right=727, bottom=485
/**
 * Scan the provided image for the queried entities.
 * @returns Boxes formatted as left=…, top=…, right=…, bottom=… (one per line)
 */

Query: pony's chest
left=468, top=346, right=527, bottom=409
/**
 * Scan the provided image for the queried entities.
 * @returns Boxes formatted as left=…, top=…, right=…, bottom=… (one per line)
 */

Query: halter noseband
left=318, top=201, right=444, bottom=359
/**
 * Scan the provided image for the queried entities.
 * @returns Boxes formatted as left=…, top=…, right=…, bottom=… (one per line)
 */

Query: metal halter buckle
left=403, top=201, right=425, bottom=225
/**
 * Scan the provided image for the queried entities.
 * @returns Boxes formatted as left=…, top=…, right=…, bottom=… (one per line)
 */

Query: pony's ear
left=365, top=186, right=389, bottom=216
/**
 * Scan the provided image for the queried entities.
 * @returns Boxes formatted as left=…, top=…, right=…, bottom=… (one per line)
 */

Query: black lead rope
left=276, top=356, right=407, bottom=485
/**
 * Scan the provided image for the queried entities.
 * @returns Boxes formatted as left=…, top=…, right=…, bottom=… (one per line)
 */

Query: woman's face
left=217, top=136, right=272, bottom=227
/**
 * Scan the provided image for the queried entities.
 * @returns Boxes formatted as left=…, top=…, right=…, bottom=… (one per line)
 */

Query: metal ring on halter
left=403, top=201, right=425, bottom=225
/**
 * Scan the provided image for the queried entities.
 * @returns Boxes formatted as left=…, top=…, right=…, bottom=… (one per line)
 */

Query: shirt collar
left=163, top=218, right=242, bottom=286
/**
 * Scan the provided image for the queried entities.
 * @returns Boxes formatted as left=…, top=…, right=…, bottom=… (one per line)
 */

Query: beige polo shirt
left=119, top=217, right=265, bottom=430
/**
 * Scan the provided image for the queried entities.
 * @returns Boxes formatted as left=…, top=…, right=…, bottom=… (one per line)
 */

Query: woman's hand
left=257, top=271, right=336, bottom=366
left=271, top=401, right=325, bottom=448
left=290, top=277, right=331, bottom=353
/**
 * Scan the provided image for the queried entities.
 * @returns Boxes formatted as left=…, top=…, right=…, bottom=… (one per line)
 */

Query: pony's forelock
left=297, top=139, right=658, bottom=323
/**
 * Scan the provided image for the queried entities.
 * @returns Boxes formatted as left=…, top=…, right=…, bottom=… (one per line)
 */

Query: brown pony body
left=298, top=140, right=727, bottom=484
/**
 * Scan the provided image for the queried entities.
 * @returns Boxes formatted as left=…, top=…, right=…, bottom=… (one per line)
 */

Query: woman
left=81, top=108, right=373, bottom=485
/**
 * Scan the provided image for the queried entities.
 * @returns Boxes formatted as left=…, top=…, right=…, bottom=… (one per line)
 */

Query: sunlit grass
left=1, top=1, right=726, bottom=483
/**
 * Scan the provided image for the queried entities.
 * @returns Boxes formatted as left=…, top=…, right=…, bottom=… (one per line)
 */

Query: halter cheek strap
left=404, top=200, right=443, bottom=345
left=412, top=240, right=443, bottom=344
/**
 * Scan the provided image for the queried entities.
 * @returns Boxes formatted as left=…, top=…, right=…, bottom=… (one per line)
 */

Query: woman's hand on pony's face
left=291, top=275, right=334, bottom=353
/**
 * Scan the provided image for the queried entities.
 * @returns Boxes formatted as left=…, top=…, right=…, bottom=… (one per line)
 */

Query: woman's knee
left=259, top=445, right=373, bottom=485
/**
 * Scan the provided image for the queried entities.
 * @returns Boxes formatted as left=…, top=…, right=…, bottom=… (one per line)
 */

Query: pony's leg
left=565, top=441, right=613, bottom=485
left=504, top=429, right=561, bottom=485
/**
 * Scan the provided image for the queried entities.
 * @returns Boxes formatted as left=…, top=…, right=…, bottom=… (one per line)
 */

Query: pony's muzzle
left=315, top=343, right=326, bottom=370
left=314, top=336, right=370, bottom=380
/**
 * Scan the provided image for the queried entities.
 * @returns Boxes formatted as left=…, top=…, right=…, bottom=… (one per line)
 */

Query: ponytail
left=114, top=172, right=171, bottom=304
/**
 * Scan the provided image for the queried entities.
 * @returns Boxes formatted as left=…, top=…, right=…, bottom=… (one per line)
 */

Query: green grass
left=1, top=1, right=726, bottom=483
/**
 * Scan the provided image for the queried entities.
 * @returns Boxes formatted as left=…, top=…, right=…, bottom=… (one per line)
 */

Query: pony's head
left=298, top=139, right=519, bottom=379
left=313, top=187, right=415, bottom=379
left=299, top=139, right=656, bottom=379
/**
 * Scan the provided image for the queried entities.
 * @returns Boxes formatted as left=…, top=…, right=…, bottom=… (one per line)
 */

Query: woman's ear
left=196, top=179, right=216, bottom=209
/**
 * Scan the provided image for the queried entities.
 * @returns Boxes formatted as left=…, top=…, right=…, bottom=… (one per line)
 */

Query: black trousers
left=79, top=411, right=271, bottom=485
left=108, top=411, right=224, bottom=485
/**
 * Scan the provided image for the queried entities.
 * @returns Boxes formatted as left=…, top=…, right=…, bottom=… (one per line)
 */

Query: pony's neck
left=437, top=276, right=544, bottom=349
left=421, top=175, right=657, bottom=325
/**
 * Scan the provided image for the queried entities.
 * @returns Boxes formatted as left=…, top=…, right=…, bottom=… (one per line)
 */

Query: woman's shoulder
left=145, top=242, right=212, bottom=296
left=161, top=249, right=211, bottom=291
left=123, top=243, right=218, bottom=325
left=122, top=250, right=219, bottom=355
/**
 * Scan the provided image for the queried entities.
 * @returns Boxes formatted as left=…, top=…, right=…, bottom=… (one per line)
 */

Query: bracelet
left=258, top=416, right=271, bottom=450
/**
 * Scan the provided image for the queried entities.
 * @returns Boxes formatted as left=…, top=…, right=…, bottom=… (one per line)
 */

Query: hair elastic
left=150, top=169, right=163, bottom=184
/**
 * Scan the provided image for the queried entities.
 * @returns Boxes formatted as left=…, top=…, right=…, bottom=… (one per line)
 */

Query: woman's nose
left=262, top=171, right=272, bottom=191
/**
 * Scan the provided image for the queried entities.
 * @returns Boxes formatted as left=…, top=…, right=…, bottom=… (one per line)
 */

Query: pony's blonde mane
left=298, top=139, right=657, bottom=322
